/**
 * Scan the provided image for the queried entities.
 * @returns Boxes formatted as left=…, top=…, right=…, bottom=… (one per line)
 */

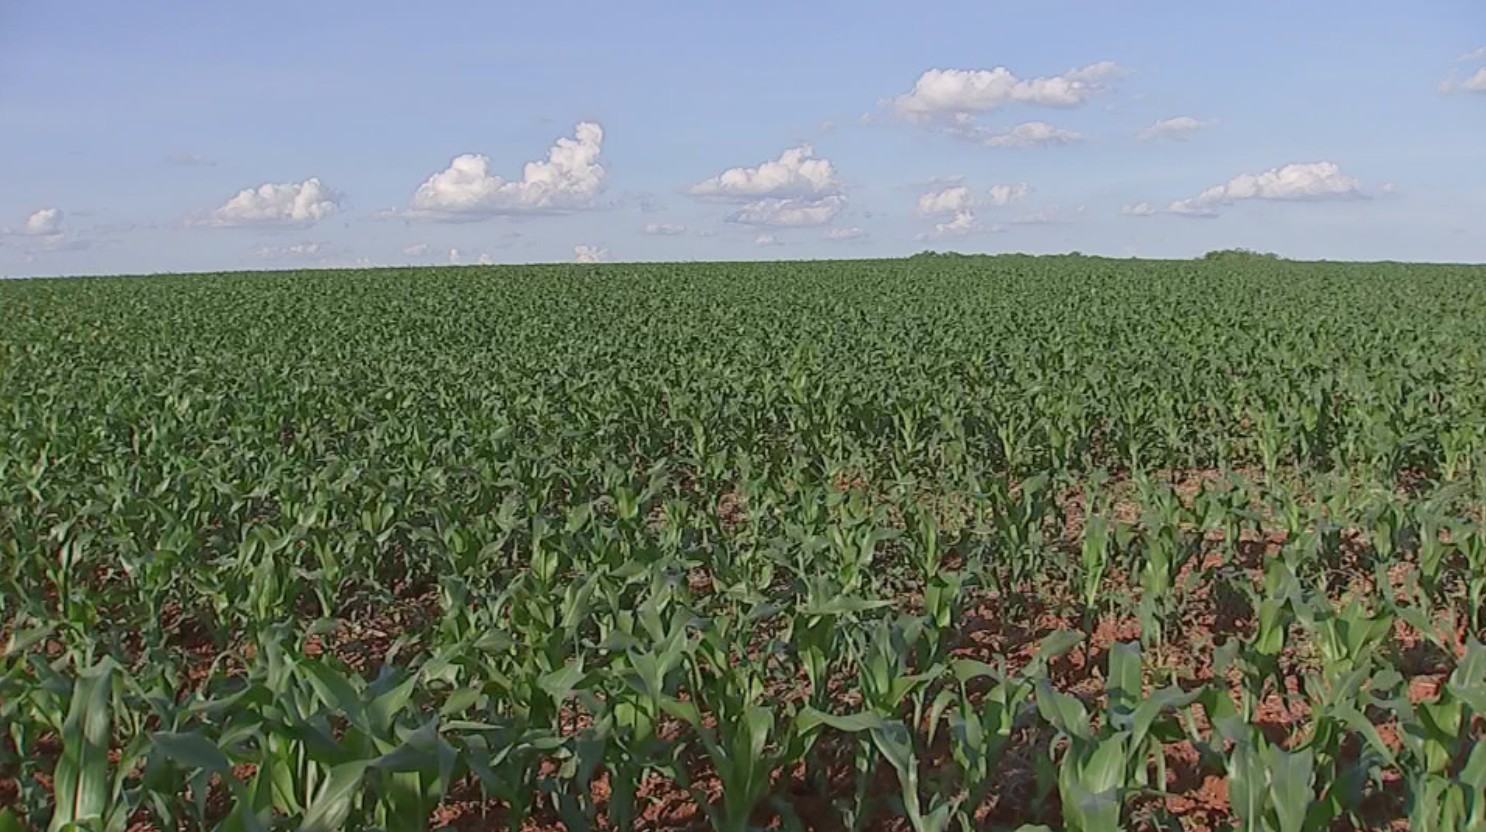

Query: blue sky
left=2, top=0, right=1483, bottom=276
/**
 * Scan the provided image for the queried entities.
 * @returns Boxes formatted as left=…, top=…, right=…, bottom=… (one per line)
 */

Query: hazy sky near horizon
left=2, top=1, right=1484, bottom=277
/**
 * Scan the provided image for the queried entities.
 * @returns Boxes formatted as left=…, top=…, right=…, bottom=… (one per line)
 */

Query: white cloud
left=3, top=208, right=99, bottom=254
left=251, top=241, right=329, bottom=259
left=317, top=255, right=377, bottom=269
left=1442, top=67, right=1486, bottom=93
left=691, top=145, right=847, bottom=228
left=917, top=185, right=973, bottom=216
left=1121, top=202, right=1155, bottom=216
left=822, top=226, right=867, bottom=241
left=1168, top=161, right=1366, bottom=217
left=688, top=145, right=839, bottom=200
left=643, top=222, right=687, bottom=235
left=575, top=244, right=607, bottom=263
left=888, top=62, right=1125, bottom=122
left=1459, top=47, right=1486, bottom=62
left=754, top=233, right=782, bottom=246
left=728, top=195, right=846, bottom=227
left=200, top=177, right=342, bottom=227
left=403, top=242, right=430, bottom=256
left=916, top=182, right=1030, bottom=237
left=986, top=183, right=1031, bottom=206
left=918, top=182, right=1027, bottom=218
left=21, top=208, right=63, bottom=236
left=410, top=122, right=607, bottom=218
left=917, top=210, right=999, bottom=240
left=1137, top=116, right=1209, bottom=141
left=448, top=248, right=496, bottom=264
left=966, top=121, right=1084, bottom=148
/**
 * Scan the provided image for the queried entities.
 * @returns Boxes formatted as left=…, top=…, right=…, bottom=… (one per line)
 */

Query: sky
left=1, top=0, right=1484, bottom=277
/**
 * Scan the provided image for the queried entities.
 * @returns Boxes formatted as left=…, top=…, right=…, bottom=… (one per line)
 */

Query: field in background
left=4, top=255, right=1486, bottom=831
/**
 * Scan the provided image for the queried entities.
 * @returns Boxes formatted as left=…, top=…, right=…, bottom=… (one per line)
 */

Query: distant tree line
left=1200, top=248, right=1283, bottom=261
left=906, top=248, right=1285, bottom=261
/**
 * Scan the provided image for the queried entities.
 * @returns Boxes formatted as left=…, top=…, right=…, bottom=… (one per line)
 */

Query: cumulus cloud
left=963, top=120, right=1084, bottom=148
left=888, top=62, right=1125, bottom=122
left=574, top=244, right=607, bottom=263
left=403, top=242, right=430, bottom=256
left=822, top=226, right=867, bottom=241
left=1459, top=47, right=1486, bottom=62
left=728, top=195, right=846, bottom=227
left=446, top=249, right=495, bottom=265
left=689, top=145, right=849, bottom=228
left=688, top=145, right=838, bottom=200
left=21, top=207, right=63, bottom=236
left=643, top=222, right=687, bottom=235
left=1167, top=161, right=1366, bottom=217
left=917, top=185, right=974, bottom=216
left=887, top=62, right=1119, bottom=147
left=915, top=181, right=1031, bottom=237
left=1121, top=202, right=1155, bottom=216
left=754, top=233, right=782, bottom=246
left=919, top=182, right=1028, bottom=218
left=199, top=178, right=342, bottom=227
left=2, top=208, right=100, bottom=254
left=987, top=183, right=1031, bottom=206
left=917, top=211, right=999, bottom=240
left=409, top=122, right=607, bottom=218
left=1442, top=67, right=1486, bottom=93
left=1137, top=116, right=1209, bottom=141
left=251, top=241, right=330, bottom=259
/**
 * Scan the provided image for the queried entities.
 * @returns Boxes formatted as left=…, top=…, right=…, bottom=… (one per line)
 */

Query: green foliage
left=2, top=256, right=1486, bottom=829
left=1203, top=247, right=1284, bottom=261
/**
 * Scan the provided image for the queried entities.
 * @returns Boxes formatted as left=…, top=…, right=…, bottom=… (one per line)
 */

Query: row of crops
left=3, top=256, right=1486, bottom=830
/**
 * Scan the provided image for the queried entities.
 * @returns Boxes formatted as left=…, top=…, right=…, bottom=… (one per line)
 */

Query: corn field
left=4, top=255, right=1486, bottom=831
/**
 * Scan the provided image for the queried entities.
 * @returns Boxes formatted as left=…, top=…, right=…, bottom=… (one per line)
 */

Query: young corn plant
left=904, top=502, right=968, bottom=663
left=1453, top=519, right=1486, bottom=632
left=799, top=615, right=955, bottom=832
left=587, top=599, right=700, bottom=831
left=794, top=706, right=960, bottom=832
left=1132, top=477, right=1201, bottom=660
left=1078, top=514, right=1112, bottom=635
left=1386, top=641, right=1486, bottom=831
left=942, top=631, right=1083, bottom=817
left=1197, top=473, right=1259, bottom=564
left=1036, top=641, right=1199, bottom=832
left=666, top=611, right=810, bottom=832
left=1219, top=718, right=1328, bottom=832
left=982, top=473, right=1052, bottom=594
